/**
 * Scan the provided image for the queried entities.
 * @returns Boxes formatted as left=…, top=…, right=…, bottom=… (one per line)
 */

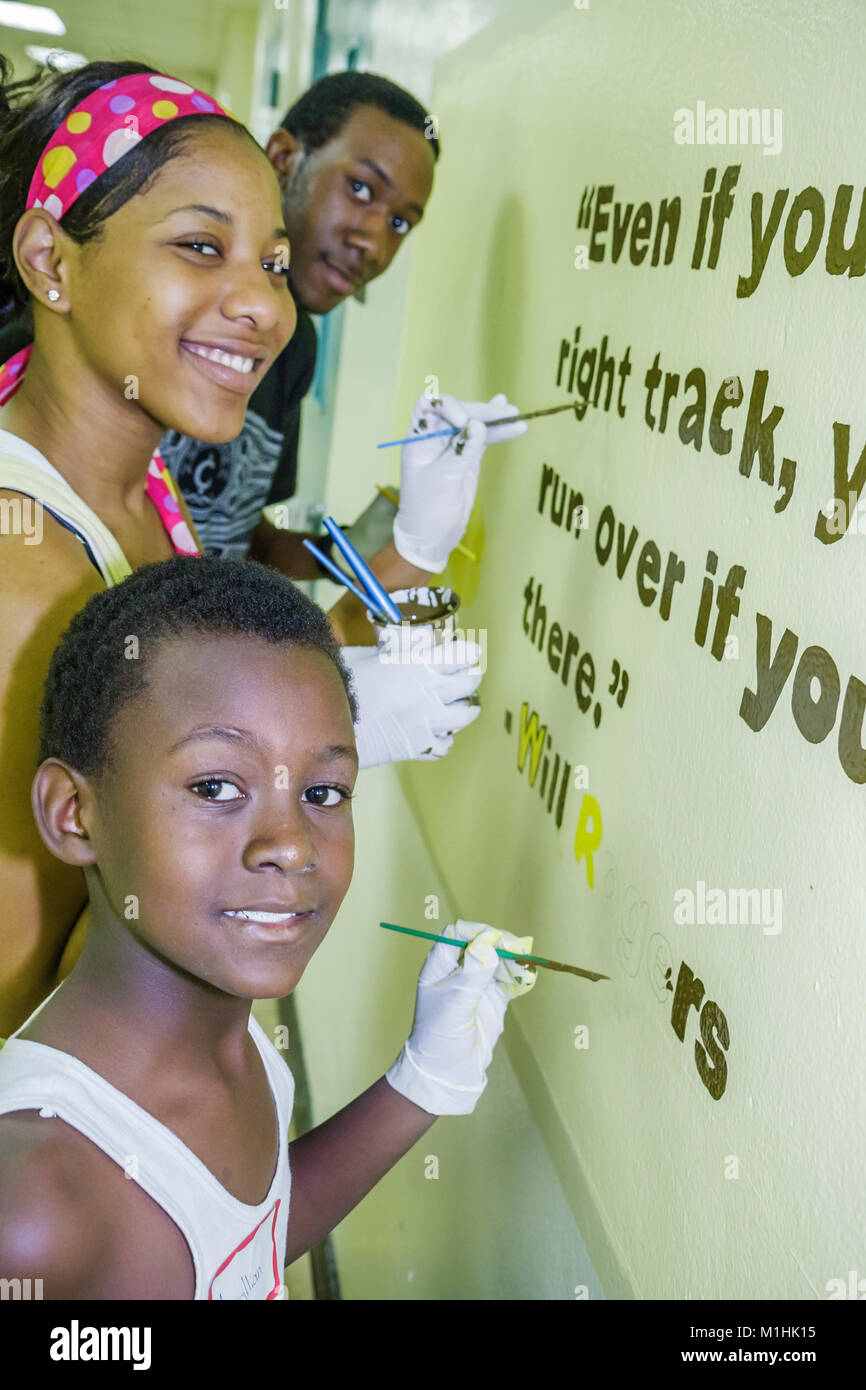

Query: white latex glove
left=385, top=920, right=538, bottom=1115
left=393, top=392, right=528, bottom=572
left=342, top=642, right=483, bottom=769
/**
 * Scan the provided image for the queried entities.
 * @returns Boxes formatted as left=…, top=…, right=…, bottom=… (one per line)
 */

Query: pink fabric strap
left=0, top=345, right=28, bottom=408
left=145, top=453, right=199, bottom=555
left=26, top=72, right=236, bottom=220
left=0, top=344, right=199, bottom=557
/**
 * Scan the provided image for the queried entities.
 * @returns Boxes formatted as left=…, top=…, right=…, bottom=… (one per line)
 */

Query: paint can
left=366, top=588, right=480, bottom=752
left=366, top=585, right=461, bottom=656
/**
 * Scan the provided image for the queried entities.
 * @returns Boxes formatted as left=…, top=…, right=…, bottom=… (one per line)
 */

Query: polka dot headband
left=25, top=72, right=237, bottom=220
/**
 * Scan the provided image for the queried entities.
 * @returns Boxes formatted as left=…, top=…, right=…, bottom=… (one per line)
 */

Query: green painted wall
left=293, top=763, right=603, bottom=1300
left=301, top=0, right=866, bottom=1299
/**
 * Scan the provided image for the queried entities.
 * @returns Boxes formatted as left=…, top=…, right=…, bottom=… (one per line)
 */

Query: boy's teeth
left=224, top=909, right=299, bottom=922
left=186, top=344, right=255, bottom=373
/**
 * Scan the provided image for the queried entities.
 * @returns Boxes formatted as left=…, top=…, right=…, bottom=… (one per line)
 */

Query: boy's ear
left=31, top=760, right=98, bottom=868
left=264, top=127, right=306, bottom=186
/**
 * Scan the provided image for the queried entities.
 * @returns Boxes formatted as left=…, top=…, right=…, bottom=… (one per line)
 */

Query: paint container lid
left=368, top=586, right=460, bottom=627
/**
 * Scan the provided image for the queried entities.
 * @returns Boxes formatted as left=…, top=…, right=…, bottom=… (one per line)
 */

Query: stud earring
left=47, top=289, right=60, bottom=302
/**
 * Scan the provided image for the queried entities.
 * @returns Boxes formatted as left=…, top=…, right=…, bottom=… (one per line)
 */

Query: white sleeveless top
left=0, top=427, right=134, bottom=583
left=0, top=1005, right=294, bottom=1300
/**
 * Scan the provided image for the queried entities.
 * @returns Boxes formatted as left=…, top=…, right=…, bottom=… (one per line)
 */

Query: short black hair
left=38, top=555, right=358, bottom=778
left=281, top=70, right=439, bottom=162
left=0, top=56, right=254, bottom=326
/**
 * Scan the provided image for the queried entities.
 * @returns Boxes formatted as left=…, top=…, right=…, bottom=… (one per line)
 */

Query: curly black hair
left=282, top=70, right=440, bottom=162
left=0, top=55, right=255, bottom=326
left=38, top=555, right=358, bottom=778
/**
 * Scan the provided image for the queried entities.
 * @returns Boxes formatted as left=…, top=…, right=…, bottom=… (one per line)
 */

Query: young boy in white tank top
left=0, top=555, right=536, bottom=1299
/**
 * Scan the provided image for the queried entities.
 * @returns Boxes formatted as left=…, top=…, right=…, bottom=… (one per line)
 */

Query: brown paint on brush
left=511, top=954, right=609, bottom=982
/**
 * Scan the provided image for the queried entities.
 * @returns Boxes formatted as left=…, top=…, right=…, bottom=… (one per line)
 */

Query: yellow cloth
left=462, top=925, right=538, bottom=998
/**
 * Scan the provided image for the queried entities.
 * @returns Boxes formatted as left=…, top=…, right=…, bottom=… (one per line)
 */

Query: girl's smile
left=180, top=339, right=268, bottom=393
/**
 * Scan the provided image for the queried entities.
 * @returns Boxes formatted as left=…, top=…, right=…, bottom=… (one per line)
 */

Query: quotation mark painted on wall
left=608, top=661, right=629, bottom=709
left=577, top=187, right=596, bottom=230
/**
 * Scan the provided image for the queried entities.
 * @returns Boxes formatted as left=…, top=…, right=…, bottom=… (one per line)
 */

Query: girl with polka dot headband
left=1, top=71, right=240, bottom=556
left=0, top=57, right=297, bottom=1034
left=26, top=72, right=236, bottom=224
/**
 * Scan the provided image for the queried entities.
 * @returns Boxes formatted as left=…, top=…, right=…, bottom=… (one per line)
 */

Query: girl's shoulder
left=0, top=1107, right=195, bottom=1298
left=0, top=493, right=102, bottom=665
left=0, top=434, right=134, bottom=582
left=0, top=487, right=101, bottom=581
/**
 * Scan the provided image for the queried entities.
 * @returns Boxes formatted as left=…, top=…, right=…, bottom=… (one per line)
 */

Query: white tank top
left=0, top=1008, right=294, bottom=1300
left=0, top=427, right=135, bottom=583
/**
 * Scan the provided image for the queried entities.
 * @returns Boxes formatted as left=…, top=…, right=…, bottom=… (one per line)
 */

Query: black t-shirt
left=0, top=297, right=318, bottom=559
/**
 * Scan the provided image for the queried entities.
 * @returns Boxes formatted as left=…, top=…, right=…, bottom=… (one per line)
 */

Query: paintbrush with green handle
left=379, top=921, right=608, bottom=981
